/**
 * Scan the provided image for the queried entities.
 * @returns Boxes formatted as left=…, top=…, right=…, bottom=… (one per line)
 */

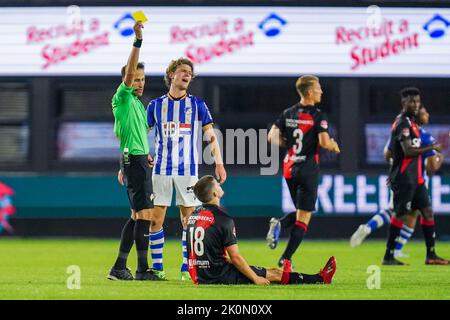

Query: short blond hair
left=164, top=58, right=195, bottom=89
left=295, top=75, right=319, bottom=97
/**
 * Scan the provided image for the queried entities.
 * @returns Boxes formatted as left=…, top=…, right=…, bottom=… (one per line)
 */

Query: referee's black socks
left=114, top=218, right=136, bottom=270
left=134, top=219, right=151, bottom=272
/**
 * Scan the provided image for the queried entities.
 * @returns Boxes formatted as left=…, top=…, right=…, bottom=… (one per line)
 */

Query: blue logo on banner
left=114, top=13, right=135, bottom=37
left=423, top=14, right=450, bottom=39
left=258, top=13, right=288, bottom=37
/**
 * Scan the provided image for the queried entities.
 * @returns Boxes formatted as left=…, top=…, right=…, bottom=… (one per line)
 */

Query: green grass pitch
left=1, top=238, right=449, bottom=300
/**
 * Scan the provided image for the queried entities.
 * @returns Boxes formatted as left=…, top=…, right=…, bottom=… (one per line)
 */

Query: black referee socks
left=114, top=218, right=136, bottom=270
left=134, top=219, right=151, bottom=272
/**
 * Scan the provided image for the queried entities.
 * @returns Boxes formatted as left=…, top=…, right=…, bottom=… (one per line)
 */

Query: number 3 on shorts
left=293, top=128, right=303, bottom=154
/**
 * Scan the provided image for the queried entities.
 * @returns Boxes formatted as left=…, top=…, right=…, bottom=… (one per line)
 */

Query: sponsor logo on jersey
left=412, top=137, right=421, bottom=148
left=285, top=119, right=299, bottom=127
left=285, top=118, right=314, bottom=127
left=189, top=259, right=210, bottom=268
left=189, top=214, right=215, bottom=224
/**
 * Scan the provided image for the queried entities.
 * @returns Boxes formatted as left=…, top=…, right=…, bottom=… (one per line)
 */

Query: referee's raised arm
left=123, top=21, right=144, bottom=87
left=108, top=19, right=159, bottom=281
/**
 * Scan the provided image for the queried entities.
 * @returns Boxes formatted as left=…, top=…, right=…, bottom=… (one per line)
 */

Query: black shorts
left=391, top=183, right=430, bottom=216
left=286, top=159, right=319, bottom=212
left=216, top=264, right=267, bottom=285
left=120, top=154, right=154, bottom=212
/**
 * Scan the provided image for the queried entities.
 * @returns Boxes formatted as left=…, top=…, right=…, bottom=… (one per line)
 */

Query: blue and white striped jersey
left=147, top=94, right=213, bottom=176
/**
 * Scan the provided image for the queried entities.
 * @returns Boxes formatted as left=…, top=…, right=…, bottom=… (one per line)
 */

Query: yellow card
left=132, top=10, right=148, bottom=23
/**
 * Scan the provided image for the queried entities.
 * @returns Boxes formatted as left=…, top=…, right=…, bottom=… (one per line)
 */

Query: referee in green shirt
left=108, top=21, right=158, bottom=281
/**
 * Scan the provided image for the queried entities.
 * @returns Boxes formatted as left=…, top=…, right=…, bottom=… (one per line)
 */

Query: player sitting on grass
left=186, top=175, right=336, bottom=285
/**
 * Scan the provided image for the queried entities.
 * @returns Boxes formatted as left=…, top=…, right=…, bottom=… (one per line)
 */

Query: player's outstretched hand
left=215, top=164, right=227, bottom=184
left=134, top=21, right=144, bottom=39
left=253, top=276, right=270, bottom=285
left=118, top=169, right=124, bottom=186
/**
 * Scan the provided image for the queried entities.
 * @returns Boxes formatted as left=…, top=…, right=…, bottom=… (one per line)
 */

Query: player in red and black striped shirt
left=268, top=75, right=340, bottom=268
left=383, top=87, right=448, bottom=265
left=186, top=175, right=337, bottom=285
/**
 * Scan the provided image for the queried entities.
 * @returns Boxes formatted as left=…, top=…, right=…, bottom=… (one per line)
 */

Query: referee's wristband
left=133, top=37, right=142, bottom=48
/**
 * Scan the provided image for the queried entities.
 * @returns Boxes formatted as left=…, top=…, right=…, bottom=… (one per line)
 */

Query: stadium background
left=0, top=0, right=449, bottom=240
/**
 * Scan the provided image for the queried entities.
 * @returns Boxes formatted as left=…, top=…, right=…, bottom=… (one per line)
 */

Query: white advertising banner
left=1, top=6, right=450, bottom=76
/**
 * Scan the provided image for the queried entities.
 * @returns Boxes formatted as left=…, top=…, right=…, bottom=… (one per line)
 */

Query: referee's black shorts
left=286, top=158, right=319, bottom=212
left=120, top=154, right=154, bottom=212
left=391, top=182, right=430, bottom=216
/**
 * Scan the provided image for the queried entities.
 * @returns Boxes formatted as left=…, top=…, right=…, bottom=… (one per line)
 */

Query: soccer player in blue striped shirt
left=147, top=58, right=226, bottom=280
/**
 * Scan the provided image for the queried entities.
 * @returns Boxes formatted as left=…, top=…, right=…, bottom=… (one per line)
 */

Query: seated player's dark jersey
left=274, top=103, right=329, bottom=179
left=186, top=204, right=237, bottom=284
left=388, top=112, right=424, bottom=185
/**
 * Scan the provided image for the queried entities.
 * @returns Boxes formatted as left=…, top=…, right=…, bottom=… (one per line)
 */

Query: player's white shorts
left=152, top=174, right=201, bottom=207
